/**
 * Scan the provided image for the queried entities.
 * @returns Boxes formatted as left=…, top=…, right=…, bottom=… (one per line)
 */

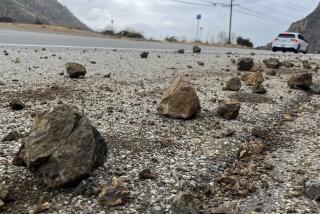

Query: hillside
left=288, top=3, right=320, bottom=52
left=0, top=0, right=89, bottom=30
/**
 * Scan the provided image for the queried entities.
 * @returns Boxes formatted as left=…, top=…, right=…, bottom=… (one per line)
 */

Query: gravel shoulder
left=0, top=47, right=319, bottom=213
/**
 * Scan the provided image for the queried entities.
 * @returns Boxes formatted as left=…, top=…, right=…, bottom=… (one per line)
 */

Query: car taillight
left=290, top=39, right=298, bottom=42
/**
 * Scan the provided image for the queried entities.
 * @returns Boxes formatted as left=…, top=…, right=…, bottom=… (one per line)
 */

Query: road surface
left=0, top=29, right=262, bottom=53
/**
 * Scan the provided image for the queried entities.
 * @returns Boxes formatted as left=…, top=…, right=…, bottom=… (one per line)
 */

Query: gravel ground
left=0, top=46, right=320, bottom=213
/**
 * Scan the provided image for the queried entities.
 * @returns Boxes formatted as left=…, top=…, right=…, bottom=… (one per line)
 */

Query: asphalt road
left=0, top=29, right=264, bottom=53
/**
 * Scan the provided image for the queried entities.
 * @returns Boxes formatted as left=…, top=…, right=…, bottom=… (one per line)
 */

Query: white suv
left=272, top=32, right=309, bottom=54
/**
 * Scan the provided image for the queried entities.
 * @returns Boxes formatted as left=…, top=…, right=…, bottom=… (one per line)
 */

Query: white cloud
left=58, top=0, right=318, bottom=46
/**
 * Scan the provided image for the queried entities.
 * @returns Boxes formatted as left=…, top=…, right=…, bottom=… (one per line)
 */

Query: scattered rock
left=0, top=184, right=10, bottom=202
left=302, top=60, right=312, bottom=69
left=193, top=45, right=201, bottom=53
left=217, top=99, right=240, bottom=120
left=280, top=60, right=294, bottom=68
left=239, top=140, right=265, bottom=159
left=13, top=58, right=21, bottom=64
left=223, top=77, right=241, bottom=91
left=65, top=63, right=87, bottom=78
left=171, top=193, right=200, bottom=214
left=90, top=61, right=96, bottom=64
left=178, top=49, right=185, bottom=54
left=139, top=169, right=156, bottom=180
left=252, top=127, right=269, bottom=139
left=157, top=77, right=201, bottom=119
left=243, top=71, right=264, bottom=86
left=263, top=58, right=280, bottom=69
left=266, top=70, right=277, bottom=76
left=2, top=131, right=19, bottom=142
left=140, top=52, right=149, bottom=59
left=287, top=73, right=312, bottom=90
left=252, top=83, right=267, bottom=94
left=103, top=73, right=111, bottom=78
left=9, top=99, right=25, bottom=111
left=197, top=61, right=204, bottom=66
left=237, top=57, right=254, bottom=71
left=305, top=180, right=320, bottom=200
left=13, top=105, right=108, bottom=188
left=98, top=177, right=129, bottom=208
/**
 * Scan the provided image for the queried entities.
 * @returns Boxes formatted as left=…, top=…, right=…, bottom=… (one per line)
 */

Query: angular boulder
left=252, top=83, right=267, bottom=94
left=157, top=77, right=201, bottom=119
left=305, top=180, right=320, bottom=201
left=280, top=60, right=294, bottom=68
left=13, top=105, right=108, bottom=188
left=263, top=58, right=280, bottom=69
left=193, top=45, right=201, bottom=53
left=140, top=51, right=149, bottom=59
left=217, top=99, right=240, bottom=120
left=223, top=77, right=241, bottom=91
left=287, top=73, right=313, bottom=90
left=237, top=57, right=254, bottom=71
left=65, top=63, right=86, bottom=78
left=243, top=71, right=264, bottom=86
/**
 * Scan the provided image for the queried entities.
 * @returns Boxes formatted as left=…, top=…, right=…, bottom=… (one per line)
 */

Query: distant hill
left=0, top=0, right=89, bottom=30
left=288, top=3, right=320, bottom=53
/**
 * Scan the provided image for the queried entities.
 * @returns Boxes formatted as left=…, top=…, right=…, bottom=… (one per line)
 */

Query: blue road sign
left=196, top=14, right=202, bottom=20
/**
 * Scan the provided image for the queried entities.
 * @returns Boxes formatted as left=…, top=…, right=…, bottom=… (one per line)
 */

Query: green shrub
left=165, top=36, right=178, bottom=42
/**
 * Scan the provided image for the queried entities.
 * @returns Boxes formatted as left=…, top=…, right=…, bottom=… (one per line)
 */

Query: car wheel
left=303, top=47, right=308, bottom=54
left=295, top=45, right=300, bottom=54
left=272, top=47, right=277, bottom=52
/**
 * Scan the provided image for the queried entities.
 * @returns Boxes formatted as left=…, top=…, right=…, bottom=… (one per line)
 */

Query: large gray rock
left=65, top=63, right=87, bottom=78
left=171, top=193, right=200, bottom=214
left=237, top=57, right=254, bottom=71
left=13, top=105, right=107, bottom=188
left=263, top=58, right=280, bottom=69
left=193, top=45, right=201, bottom=53
left=305, top=180, right=320, bottom=200
left=223, top=77, right=242, bottom=91
left=157, top=77, right=201, bottom=119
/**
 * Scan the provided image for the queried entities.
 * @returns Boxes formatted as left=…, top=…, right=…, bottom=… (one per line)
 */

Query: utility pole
left=228, top=0, right=234, bottom=44
left=196, top=14, right=202, bottom=41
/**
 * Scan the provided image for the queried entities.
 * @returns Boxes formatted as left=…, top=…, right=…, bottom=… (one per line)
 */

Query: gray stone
left=171, top=193, right=200, bottom=214
left=237, top=57, right=254, bottom=71
left=223, top=77, right=241, bottom=91
left=305, top=180, right=320, bottom=200
left=13, top=105, right=108, bottom=188
left=263, top=58, right=280, bottom=69
left=65, top=63, right=87, bottom=78
left=193, top=45, right=201, bottom=53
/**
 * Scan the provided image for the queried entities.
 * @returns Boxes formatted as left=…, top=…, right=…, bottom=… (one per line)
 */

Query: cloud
left=58, top=0, right=318, bottom=46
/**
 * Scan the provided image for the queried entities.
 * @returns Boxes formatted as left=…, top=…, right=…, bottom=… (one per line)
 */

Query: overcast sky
left=58, top=0, right=319, bottom=46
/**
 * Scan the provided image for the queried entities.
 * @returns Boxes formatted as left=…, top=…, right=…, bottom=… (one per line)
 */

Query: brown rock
left=9, top=99, right=25, bottom=111
left=65, top=63, right=86, bottom=78
left=302, top=60, right=312, bottom=69
left=157, top=77, right=201, bottom=119
left=217, top=99, right=240, bottom=120
left=98, top=177, right=129, bottom=208
left=244, top=72, right=264, bottom=86
left=237, top=57, right=254, bottom=71
left=280, top=60, right=294, bottom=68
left=287, top=73, right=312, bottom=90
left=171, top=193, right=200, bottom=214
left=139, top=169, right=156, bottom=180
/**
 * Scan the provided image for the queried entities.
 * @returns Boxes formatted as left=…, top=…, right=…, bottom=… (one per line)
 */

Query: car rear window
left=278, top=34, right=295, bottom=38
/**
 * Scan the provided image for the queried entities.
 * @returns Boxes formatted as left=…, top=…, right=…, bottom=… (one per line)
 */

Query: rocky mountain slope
left=288, top=3, right=320, bottom=53
left=0, top=0, right=88, bottom=30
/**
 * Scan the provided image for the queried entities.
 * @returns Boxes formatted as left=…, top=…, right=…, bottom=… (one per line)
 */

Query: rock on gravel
left=157, top=77, right=201, bottom=119
left=140, top=51, right=149, bottom=59
left=263, top=58, right=280, bottom=69
left=237, top=57, right=254, bottom=71
left=65, top=63, right=87, bottom=78
left=217, top=99, right=241, bottom=120
left=98, top=177, right=129, bottom=208
left=13, top=104, right=108, bottom=188
left=223, top=77, right=242, bottom=91
left=243, top=72, right=264, bottom=86
left=252, top=83, right=267, bottom=94
left=305, top=180, right=320, bottom=200
left=2, top=130, right=19, bottom=142
left=9, top=99, right=25, bottom=111
left=193, top=45, right=201, bottom=53
left=170, top=193, right=200, bottom=214
left=287, top=73, right=313, bottom=90
left=281, top=60, right=294, bottom=68
left=178, top=49, right=185, bottom=54
left=302, top=60, right=312, bottom=69
left=0, top=184, right=11, bottom=209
